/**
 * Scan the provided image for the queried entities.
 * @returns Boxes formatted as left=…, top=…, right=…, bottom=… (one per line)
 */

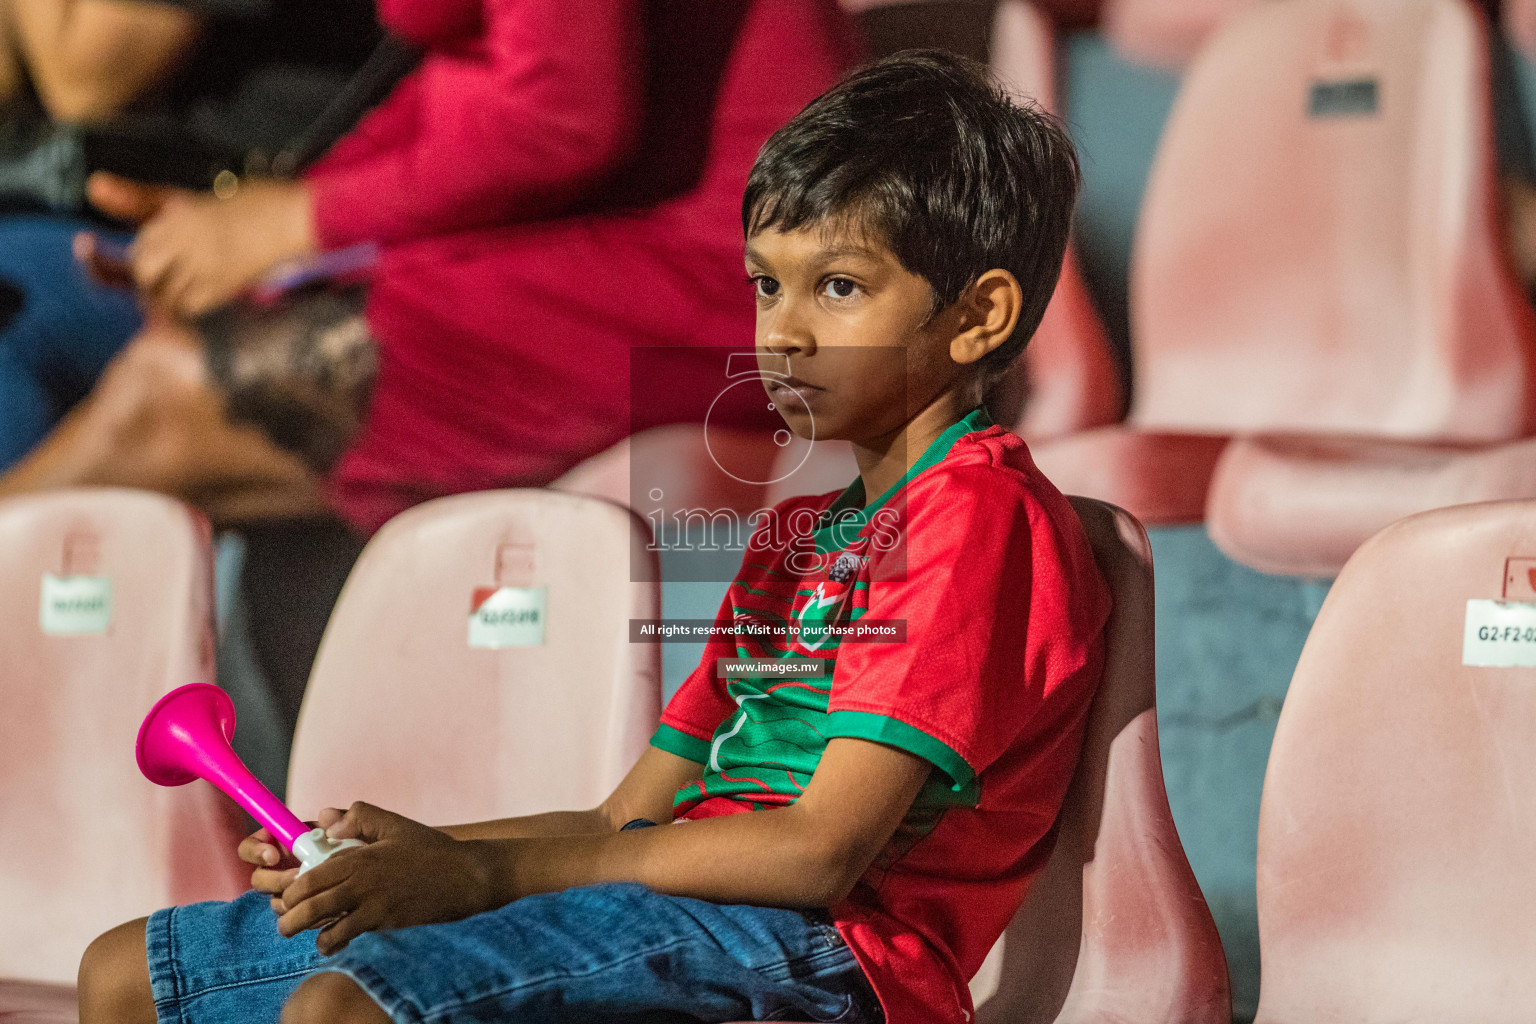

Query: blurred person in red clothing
left=0, top=0, right=856, bottom=530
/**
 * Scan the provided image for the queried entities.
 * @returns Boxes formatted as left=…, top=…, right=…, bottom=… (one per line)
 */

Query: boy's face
left=745, top=223, right=965, bottom=445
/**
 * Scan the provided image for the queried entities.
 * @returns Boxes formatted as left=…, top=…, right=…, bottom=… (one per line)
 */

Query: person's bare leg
left=0, top=318, right=331, bottom=525
left=280, top=972, right=391, bottom=1024
left=77, top=917, right=157, bottom=1024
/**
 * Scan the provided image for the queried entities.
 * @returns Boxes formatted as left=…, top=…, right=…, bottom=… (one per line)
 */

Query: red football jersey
left=656, top=411, right=1112, bottom=1024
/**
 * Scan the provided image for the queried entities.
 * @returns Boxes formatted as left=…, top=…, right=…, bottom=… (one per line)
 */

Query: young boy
left=77, top=50, right=1110, bottom=1024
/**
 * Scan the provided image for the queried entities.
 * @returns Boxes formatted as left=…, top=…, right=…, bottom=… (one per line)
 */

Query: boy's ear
left=948, top=269, right=1023, bottom=367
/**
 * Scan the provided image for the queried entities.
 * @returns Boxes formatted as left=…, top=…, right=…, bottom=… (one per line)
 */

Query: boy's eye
left=822, top=278, right=859, bottom=300
left=753, top=275, right=780, bottom=298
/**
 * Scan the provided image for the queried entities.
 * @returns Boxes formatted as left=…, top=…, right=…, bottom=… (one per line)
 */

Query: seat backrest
left=287, top=490, right=662, bottom=825
left=991, top=0, right=1125, bottom=441
left=1131, top=0, right=1536, bottom=442
left=1254, top=499, right=1536, bottom=1023
left=973, top=497, right=1230, bottom=1023
left=1508, top=0, right=1536, bottom=60
left=0, top=489, right=243, bottom=984
left=552, top=424, right=775, bottom=520
left=1104, top=0, right=1257, bottom=68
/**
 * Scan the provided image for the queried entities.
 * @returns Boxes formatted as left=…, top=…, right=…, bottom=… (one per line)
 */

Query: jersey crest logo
left=796, top=550, right=865, bottom=652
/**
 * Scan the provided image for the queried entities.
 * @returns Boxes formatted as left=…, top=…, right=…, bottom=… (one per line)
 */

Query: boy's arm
left=438, top=747, right=706, bottom=840
left=476, top=738, right=932, bottom=906
left=276, top=738, right=932, bottom=953
left=246, top=747, right=700, bottom=899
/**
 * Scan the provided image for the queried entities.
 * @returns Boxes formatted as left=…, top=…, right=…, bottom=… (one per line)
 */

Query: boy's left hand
left=275, top=802, right=494, bottom=955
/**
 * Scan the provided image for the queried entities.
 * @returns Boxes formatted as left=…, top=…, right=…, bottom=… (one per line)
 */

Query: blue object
left=0, top=215, right=141, bottom=470
left=1149, top=526, right=1330, bottom=1023
left=147, top=884, right=884, bottom=1024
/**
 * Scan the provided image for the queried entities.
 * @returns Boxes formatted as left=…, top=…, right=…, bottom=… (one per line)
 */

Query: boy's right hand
left=239, top=806, right=343, bottom=910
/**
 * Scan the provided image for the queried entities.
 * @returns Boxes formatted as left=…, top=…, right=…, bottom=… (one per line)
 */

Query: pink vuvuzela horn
left=136, top=683, right=361, bottom=873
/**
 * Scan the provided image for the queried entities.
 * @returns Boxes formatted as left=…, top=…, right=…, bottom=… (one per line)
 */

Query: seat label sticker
left=1463, top=599, right=1536, bottom=667
left=40, top=575, right=112, bottom=636
left=1308, top=78, right=1379, bottom=118
left=469, top=585, right=546, bottom=648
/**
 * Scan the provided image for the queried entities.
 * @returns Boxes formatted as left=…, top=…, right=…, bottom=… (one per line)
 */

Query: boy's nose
left=761, top=308, right=816, bottom=358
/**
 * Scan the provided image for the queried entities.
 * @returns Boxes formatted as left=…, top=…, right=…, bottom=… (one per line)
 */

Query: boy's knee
left=282, top=972, right=391, bottom=1024
left=77, top=917, right=154, bottom=1024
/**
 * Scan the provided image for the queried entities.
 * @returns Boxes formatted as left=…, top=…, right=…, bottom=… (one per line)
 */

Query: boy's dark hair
left=743, top=50, right=1081, bottom=386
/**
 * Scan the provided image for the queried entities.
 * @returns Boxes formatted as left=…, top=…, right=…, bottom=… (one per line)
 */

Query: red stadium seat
left=1253, top=499, right=1536, bottom=1022
left=1103, top=0, right=1256, bottom=68
left=287, top=490, right=662, bottom=825
left=1131, top=0, right=1536, bottom=442
left=0, top=490, right=245, bottom=993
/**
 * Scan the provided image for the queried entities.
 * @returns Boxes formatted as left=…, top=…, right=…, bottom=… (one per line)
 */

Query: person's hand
left=238, top=808, right=347, bottom=912
left=72, top=232, right=134, bottom=290
left=84, top=171, right=317, bottom=317
left=86, top=172, right=173, bottom=225
left=275, top=802, right=497, bottom=955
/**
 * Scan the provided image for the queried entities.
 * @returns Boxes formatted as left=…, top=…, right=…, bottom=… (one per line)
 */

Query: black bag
left=0, top=33, right=418, bottom=216
left=199, top=283, right=376, bottom=475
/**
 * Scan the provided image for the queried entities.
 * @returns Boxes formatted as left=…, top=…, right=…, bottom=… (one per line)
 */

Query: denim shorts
left=146, top=884, right=884, bottom=1024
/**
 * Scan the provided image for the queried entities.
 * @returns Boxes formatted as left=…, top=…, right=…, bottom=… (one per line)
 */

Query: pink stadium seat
left=992, top=0, right=1057, bottom=111
left=1032, top=429, right=1228, bottom=526
left=991, top=0, right=1124, bottom=442
left=1015, top=252, right=1122, bottom=442
left=1059, top=0, right=1536, bottom=539
left=1507, top=0, right=1536, bottom=59
left=764, top=440, right=859, bottom=508
left=551, top=424, right=774, bottom=521
left=968, top=497, right=1229, bottom=1023
left=1131, top=0, right=1536, bottom=442
left=1208, top=434, right=1536, bottom=577
left=1103, top=0, right=1256, bottom=68
left=1253, top=499, right=1536, bottom=1023
left=0, top=981, right=76, bottom=1024
left=1188, top=0, right=1536, bottom=575
left=286, top=489, right=662, bottom=826
left=0, top=490, right=245, bottom=995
